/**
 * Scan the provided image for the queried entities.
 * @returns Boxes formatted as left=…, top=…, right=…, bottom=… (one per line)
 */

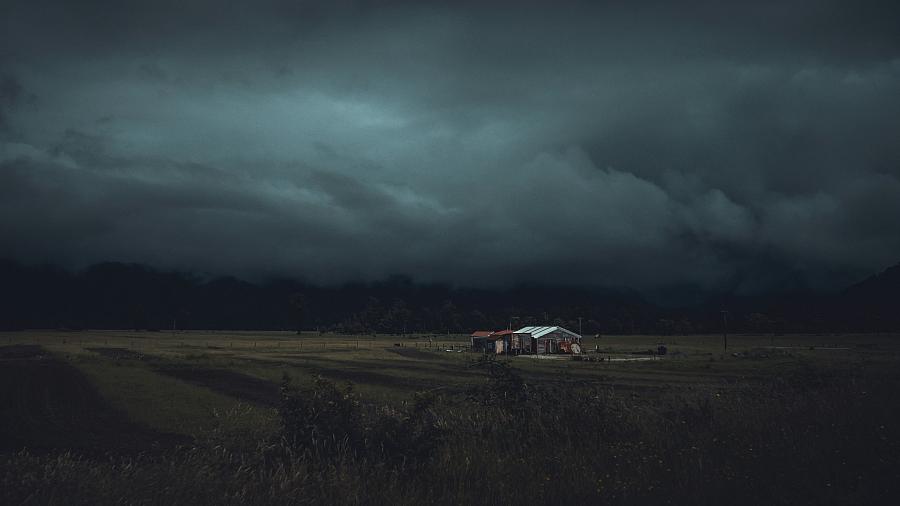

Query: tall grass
left=3, top=358, right=899, bottom=505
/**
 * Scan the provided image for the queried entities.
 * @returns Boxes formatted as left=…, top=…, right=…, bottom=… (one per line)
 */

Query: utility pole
left=720, top=310, right=729, bottom=352
left=578, top=316, right=583, bottom=337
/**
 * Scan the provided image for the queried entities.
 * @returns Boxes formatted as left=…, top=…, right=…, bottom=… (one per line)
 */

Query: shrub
left=278, top=374, right=447, bottom=471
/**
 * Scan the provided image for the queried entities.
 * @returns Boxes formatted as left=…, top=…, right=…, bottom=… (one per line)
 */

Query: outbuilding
left=470, top=330, right=514, bottom=354
left=490, top=329, right=524, bottom=355
left=470, top=330, right=494, bottom=352
left=514, top=326, right=583, bottom=354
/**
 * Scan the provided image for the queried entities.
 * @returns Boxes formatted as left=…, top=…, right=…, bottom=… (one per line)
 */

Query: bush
left=3, top=361, right=900, bottom=505
left=278, top=374, right=446, bottom=471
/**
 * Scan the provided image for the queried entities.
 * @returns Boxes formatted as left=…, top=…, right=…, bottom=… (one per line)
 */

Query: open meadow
left=3, top=330, right=900, bottom=505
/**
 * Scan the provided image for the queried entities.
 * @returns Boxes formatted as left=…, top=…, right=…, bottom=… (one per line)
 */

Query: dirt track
left=0, top=345, right=187, bottom=454
left=153, top=366, right=282, bottom=408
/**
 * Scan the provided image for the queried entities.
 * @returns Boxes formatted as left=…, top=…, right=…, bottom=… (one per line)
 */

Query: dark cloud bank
left=2, top=0, right=900, bottom=299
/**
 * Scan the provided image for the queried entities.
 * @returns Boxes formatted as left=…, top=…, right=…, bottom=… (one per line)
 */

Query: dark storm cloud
left=2, top=0, right=899, bottom=293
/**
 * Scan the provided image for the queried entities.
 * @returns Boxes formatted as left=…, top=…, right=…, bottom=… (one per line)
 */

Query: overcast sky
left=2, top=0, right=899, bottom=294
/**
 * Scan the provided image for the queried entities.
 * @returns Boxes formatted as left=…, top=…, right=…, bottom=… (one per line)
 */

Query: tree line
left=1, top=259, right=897, bottom=333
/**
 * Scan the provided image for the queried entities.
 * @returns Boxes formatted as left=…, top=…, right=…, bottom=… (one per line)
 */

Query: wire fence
left=2, top=333, right=473, bottom=354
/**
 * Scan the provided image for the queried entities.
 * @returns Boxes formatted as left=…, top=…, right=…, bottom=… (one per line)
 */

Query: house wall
left=513, top=333, right=534, bottom=353
left=500, top=328, right=581, bottom=354
left=537, top=338, right=557, bottom=354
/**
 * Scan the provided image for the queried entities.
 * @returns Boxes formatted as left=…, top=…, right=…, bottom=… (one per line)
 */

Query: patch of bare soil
left=154, top=366, right=281, bottom=408
left=0, top=345, right=187, bottom=455
left=385, top=347, right=448, bottom=361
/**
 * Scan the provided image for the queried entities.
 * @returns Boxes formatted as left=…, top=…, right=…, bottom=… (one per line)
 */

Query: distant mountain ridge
left=0, top=258, right=898, bottom=332
left=843, top=262, right=900, bottom=300
left=838, top=261, right=900, bottom=331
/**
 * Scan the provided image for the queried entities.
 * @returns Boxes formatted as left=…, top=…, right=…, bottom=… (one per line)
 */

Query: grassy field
left=2, top=330, right=900, bottom=504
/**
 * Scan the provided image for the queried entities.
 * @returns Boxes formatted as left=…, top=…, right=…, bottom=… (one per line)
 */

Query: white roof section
left=514, top=325, right=581, bottom=339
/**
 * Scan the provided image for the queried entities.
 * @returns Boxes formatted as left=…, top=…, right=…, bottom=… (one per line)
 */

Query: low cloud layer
left=2, top=1, right=900, bottom=293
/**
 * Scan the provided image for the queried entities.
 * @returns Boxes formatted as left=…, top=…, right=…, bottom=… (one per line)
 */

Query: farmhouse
left=514, top=326, right=583, bottom=354
left=470, top=326, right=583, bottom=355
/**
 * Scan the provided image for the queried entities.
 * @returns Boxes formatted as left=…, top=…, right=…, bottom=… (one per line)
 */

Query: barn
left=514, top=326, right=583, bottom=354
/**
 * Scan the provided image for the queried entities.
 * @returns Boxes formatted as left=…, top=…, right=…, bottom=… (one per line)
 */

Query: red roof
left=470, top=330, right=494, bottom=338
left=491, top=329, right=514, bottom=336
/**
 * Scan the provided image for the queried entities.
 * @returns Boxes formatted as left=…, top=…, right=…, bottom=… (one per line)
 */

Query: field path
left=0, top=345, right=188, bottom=454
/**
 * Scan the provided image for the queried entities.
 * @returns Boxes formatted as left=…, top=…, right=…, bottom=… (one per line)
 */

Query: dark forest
left=2, top=258, right=897, bottom=334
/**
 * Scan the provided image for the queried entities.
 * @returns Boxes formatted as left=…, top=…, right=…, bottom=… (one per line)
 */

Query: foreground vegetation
left=2, top=332, right=899, bottom=504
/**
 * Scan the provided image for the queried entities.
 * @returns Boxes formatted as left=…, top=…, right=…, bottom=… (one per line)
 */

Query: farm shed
left=514, top=326, right=582, bottom=354
left=470, top=331, right=494, bottom=351
left=490, top=329, right=526, bottom=355
left=470, top=330, right=512, bottom=354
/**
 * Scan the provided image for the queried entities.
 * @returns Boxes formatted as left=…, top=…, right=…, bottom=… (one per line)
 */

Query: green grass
left=3, top=330, right=900, bottom=504
left=9, top=329, right=900, bottom=406
left=59, top=348, right=278, bottom=441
